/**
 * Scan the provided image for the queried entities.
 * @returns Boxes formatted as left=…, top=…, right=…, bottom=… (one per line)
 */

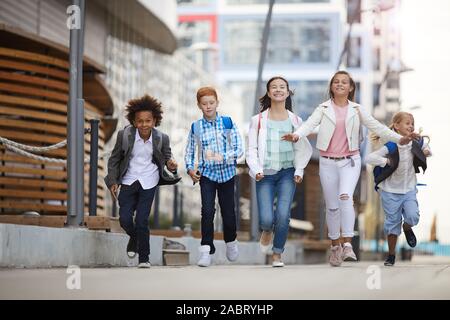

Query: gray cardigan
left=104, top=126, right=179, bottom=189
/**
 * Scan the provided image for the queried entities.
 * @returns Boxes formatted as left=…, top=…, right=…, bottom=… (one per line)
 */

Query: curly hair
left=125, top=94, right=163, bottom=127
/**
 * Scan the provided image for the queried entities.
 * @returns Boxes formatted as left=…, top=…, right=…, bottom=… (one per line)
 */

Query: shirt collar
left=203, top=112, right=219, bottom=124
left=135, top=129, right=152, bottom=143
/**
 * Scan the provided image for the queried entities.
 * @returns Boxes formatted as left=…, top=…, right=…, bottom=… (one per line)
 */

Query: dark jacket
left=104, top=126, right=180, bottom=189
left=374, top=140, right=427, bottom=190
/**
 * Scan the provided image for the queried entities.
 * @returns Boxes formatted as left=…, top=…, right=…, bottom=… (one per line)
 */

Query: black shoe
left=384, top=254, right=396, bottom=266
left=126, top=236, right=137, bottom=258
left=404, top=228, right=417, bottom=248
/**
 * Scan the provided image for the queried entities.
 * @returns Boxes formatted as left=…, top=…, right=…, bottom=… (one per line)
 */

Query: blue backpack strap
left=385, top=141, right=397, bottom=154
left=222, top=116, right=233, bottom=130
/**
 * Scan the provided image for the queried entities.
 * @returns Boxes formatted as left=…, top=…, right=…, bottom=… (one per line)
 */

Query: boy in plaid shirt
left=185, top=86, right=243, bottom=267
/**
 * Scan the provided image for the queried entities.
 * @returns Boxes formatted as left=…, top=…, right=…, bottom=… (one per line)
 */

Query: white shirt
left=366, top=141, right=431, bottom=194
left=122, top=130, right=159, bottom=190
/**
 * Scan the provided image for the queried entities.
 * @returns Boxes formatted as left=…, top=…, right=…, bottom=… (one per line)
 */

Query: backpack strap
left=121, top=125, right=133, bottom=154
left=385, top=141, right=397, bottom=154
left=191, top=120, right=202, bottom=171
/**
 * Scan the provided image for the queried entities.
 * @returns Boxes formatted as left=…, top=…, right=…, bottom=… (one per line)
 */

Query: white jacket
left=246, top=110, right=313, bottom=180
left=294, top=99, right=403, bottom=152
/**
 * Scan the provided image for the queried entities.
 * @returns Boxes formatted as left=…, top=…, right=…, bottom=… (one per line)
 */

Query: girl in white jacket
left=282, top=71, right=416, bottom=266
left=246, top=76, right=312, bottom=267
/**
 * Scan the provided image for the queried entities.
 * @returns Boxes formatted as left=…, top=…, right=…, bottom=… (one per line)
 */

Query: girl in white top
left=282, top=71, right=417, bottom=266
left=247, top=76, right=312, bottom=267
left=366, top=112, right=431, bottom=266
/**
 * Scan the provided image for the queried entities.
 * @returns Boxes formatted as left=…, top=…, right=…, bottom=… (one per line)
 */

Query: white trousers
left=319, top=155, right=361, bottom=240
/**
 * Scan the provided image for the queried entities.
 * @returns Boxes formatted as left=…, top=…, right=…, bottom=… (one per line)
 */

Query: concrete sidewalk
left=1, top=260, right=449, bottom=299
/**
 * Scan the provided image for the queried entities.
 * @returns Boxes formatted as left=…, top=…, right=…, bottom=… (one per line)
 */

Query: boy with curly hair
left=105, top=95, right=179, bottom=268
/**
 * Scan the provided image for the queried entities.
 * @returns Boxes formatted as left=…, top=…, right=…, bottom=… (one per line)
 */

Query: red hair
left=196, top=86, right=218, bottom=103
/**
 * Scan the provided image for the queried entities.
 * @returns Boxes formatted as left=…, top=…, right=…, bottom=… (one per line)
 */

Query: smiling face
left=198, top=95, right=218, bottom=120
left=133, top=111, right=154, bottom=138
left=331, top=73, right=354, bottom=99
left=267, top=78, right=289, bottom=103
left=394, top=115, right=415, bottom=137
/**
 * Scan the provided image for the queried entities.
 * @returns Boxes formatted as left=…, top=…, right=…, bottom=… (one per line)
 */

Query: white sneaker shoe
left=197, top=245, right=212, bottom=267
left=137, top=262, right=151, bottom=268
left=342, top=243, right=357, bottom=261
left=329, top=245, right=343, bottom=267
left=272, top=253, right=285, bottom=267
left=259, top=231, right=273, bottom=254
left=226, top=240, right=239, bottom=262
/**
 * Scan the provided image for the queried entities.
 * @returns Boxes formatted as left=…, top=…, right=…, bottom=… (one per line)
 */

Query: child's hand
left=188, top=169, right=201, bottom=184
left=110, top=184, right=119, bottom=201
left=294, top=175, right=303, bottom=184
left=255, top=173, right=264, bottom=181
left=166, top=159, right=178, bottom=172
left=281, top=133, right=299, bottom=142
left=423, top=149, right=431, bottom=157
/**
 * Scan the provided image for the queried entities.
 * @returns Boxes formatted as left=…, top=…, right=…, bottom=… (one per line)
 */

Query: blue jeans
left=256, top=167, right=296, bottom=254
left=118, top=180, right=156, bottom=263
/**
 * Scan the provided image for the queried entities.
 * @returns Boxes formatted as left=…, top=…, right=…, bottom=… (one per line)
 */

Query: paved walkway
left=1, top=257, right=449, bottom=300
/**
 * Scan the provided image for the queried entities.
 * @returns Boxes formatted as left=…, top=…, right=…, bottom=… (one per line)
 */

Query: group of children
left=105, top=71, right=431, bottom=268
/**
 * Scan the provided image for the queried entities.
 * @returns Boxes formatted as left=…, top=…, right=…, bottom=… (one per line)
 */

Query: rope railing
left=0, top=135, right=109, bottom=164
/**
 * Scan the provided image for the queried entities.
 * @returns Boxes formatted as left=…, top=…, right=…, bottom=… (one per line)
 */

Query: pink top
left=320, top=102, right=360, bottom=158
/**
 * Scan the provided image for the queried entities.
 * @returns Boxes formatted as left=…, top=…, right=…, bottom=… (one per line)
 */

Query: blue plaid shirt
left=185, top=114, right=243, bottom=183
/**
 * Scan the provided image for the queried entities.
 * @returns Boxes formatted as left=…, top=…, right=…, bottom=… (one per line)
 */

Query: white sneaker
left=137, top=262, right=151, bottom=268
left=329, top=245, right=343, bottom=267
left=272, top=253, right=285, bottom=267
left=197, top=245, right=212, bottom=267
left=259, top=231, right=273, bottom=254
left=342, top=242, right=357, bottom=261
left=226, top=240, right=239, bottom=262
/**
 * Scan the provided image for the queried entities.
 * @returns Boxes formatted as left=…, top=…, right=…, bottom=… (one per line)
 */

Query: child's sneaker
left=329, top=245, right=343, bottom=267
left=226, top=240, right=239, bottom=262
left=272, top=253, right=285, bottom=267
left=403, top=226, right=417, bottom=248
left=137, top=262, right=151, bottom=268
left=384, top=254, right=396, bottom=266
left=259, top=231, right=273, bottom=253
left=342, top=242, right=357, bottom=261
left=126, top=236, right=137, bottom=259
left=197, top=245, right=212, bottom=267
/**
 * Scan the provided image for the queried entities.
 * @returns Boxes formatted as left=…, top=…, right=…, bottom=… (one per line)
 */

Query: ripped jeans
left=319, top=154, right=361, bottom=240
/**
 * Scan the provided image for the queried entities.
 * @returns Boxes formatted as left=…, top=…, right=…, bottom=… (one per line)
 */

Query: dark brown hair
left=125, top=94, right=163, bottom=127
left=259, top=76, right=294, bottom=112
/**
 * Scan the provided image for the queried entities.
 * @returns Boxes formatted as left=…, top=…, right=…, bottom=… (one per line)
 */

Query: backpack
left=373, top=138, right=425, bottom=191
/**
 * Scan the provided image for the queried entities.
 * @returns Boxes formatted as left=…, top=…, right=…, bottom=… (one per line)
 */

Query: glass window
left=347, top=0, right=361, bottom=24
left=178, top=20, right=212, bottom=48
left=347, top=36, right=361, bottom=68
left=223, top=18, right=331, bottom=65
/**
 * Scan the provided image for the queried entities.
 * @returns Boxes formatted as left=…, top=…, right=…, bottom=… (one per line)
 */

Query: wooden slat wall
left=0, top=47, right=107, bottom=216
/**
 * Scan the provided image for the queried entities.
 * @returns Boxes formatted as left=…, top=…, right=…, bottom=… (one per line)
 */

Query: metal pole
left=172, top=185, right=179, bottom=228
left=253, top=0, right=275, bottom=115
left=88, top=119, right=99, bottom=216
left=153, top=187, right=160, bottom=228
left=250, top=0, right=275, bottom=242
left=67, top=0, right=85, bottom=226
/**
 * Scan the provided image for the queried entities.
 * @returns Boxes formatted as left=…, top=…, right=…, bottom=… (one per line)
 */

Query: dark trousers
left=118, top=180, right=156, bottom=263
left=199, top=176, right=237, bottom=254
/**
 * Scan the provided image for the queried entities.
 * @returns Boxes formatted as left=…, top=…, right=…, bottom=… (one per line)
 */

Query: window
left=223, top=18, right=331, bottom=65
left=178, top=20, right=212, bottom=48
left=347, top=0, right=361, bottom=24
left=347, top=36, right=361, bottom=68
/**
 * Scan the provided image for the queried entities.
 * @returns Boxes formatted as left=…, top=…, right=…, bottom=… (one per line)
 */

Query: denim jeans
left=200, top=176, right=237, bottom=255
left=118, top=180, right=156, bottom=263
left=256, top=167, right=296, bottom=254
